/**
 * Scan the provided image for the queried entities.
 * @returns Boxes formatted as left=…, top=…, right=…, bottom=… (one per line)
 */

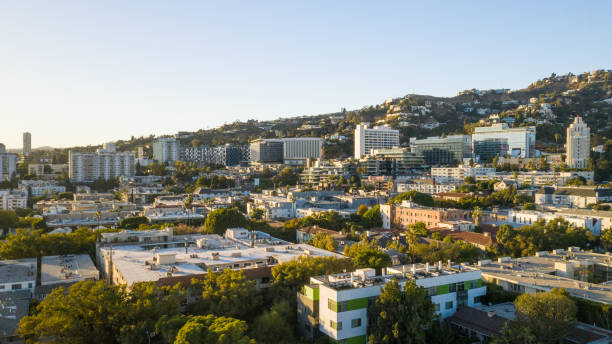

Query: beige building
left=566, top=116, right=590, bottom=169
left=380, top=201, right=470, bottom=229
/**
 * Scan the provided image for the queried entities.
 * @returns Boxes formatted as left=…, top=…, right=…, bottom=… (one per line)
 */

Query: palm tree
left=472, top=206, right=483, bottom=226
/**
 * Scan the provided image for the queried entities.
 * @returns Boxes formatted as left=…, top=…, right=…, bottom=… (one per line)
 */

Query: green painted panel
left=437, top=284, right=449, bottom=295
left=347, top=297, right=368, bottom=310
left=464, top=281, right=471, bottom=290
left=303, top=285, right=320, bottom=300
left=477, top=279, right=482, bottom=288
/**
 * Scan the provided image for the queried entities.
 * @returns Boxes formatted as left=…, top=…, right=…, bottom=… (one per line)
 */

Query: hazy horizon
left=2, top=1, right=611, bottom=148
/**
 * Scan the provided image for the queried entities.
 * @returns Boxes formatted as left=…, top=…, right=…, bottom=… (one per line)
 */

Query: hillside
left=40, top=69, right=612, bottom=162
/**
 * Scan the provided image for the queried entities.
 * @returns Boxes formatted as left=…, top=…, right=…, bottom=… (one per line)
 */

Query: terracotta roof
left=298, top=226, right=347, bottom=238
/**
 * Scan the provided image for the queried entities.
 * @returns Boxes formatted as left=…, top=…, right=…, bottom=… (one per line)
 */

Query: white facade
left=19, top=180, right=66, bottom=197
left=0, top=258, right=36, bottom=293
left=0, top=153, right=17, bottom=181
left=566, top=116, right=590, bottom=169
left=354, top=124, right=400, bottom=159
left=0, top=190, right=27, bottom=210
left=507, top=210, right=602, bottom=235
left=247, top=195, right=296, bottom=219
left=308, top=266, right=486, bottom=343
left=472, top=123, right=536, bottom=158
left=69, top=150, right=136, bottom=183
left=153, top=138, right=180, bottom=164
left=397, top=182, right=457, bottom=194
left=431, top=166, right=496, bottom=183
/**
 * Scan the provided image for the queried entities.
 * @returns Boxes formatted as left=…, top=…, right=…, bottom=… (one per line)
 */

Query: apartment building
left=27, top=163, right=68, bottom=180
left=247, top=194, right=296, bottom=219
left=397, top=180, right=457, bottom=194
left=535, top=186, right=612, bottom=208
left=354, top=124, right=400, bottom=159
left=479, top=248, right=612, bottom=305
left=472, top=123, right=536, bottom=159
left=96, top=228, right=343, bottom=287
left=153, top=138, right=180, bottom=164
left=69, top=147, right=136, bottom=183
left=380, top=201, right=470, bottom=229
left=566, top=116, right=590, bottom=169
left=18, top=180, right=66, bottom=197
left=360, top=147, right=425, bottom=176
left=431, top=165, right=495, bottom=184
left=409, top=135, right=472, bottom=165
left=282, top=137, right=323, bottom=165
left=507, top=210, right=602, bottom=235
left=298, top=265, right=486, bottom=343
left=0, top=190, right=27, bottom=210
left=0, top=152, right=17, bottom=181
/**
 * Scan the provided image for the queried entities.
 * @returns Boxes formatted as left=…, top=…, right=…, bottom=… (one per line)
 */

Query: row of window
left=330, top=318, right=362, bottom=331
left=0, top=282, right=33, bottom=290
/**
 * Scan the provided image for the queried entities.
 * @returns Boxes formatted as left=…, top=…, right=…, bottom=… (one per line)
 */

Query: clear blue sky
left=1, top=1, right=610, bottom=148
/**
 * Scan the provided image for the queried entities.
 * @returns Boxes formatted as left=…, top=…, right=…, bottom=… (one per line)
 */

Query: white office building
left=431, top=166, right=496, bottom=184
left=566, top=116, right=590, bottom=169
left=153, top=138, right=180, bottom=164
left=69, top=147, right=135, bottom=183
left=472, top=123, right=536, bottom=159
left=0, top=152, right=17, bottom=181
left=354, top=124, right=400, bottom=159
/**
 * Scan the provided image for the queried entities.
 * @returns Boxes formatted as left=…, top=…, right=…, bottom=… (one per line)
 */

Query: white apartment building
left=397, top=182, right=457, bottom=194
left=247, top=194, right=296, bottom=219
left=0, top=190, right=27, bottom=211
left=153, top=138, right=180, bottom=164
left=0, top=152, right=17, bottom=181
left=69, top=148, right=136, bottom=183
left=354, top=124, right=400, bottom=159
left=507, top=210, right=602, bottom=235
left=472, top=123, right=536, bottom=158
left=298, top=265, right=486, bottom=343
left=431, top=166, right=496, bottom=183
left=566, top=116, right=590, bottom=169
left=18, top=180, right=66, bottom=197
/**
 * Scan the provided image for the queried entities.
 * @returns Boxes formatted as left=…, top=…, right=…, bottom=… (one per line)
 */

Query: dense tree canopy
left=344, top=238, right=391, bottom=272
left=203, top=207, right=249, bottom=235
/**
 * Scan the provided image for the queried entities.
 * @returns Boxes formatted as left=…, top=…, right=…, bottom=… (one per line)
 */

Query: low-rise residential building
left=298, top=264, right=486, bottom=343
left=247, top=194, right=296, bottom=220
left=0, top=190, right=27, bottom=211
left=97, top=228, right=344, bottom=287
left=535, top=186, right=612, bottom=208
left=19, top=180, right=66, bottom=197
left=397, top=179, right=457, bottom=194
left=507, top=209, right=603, bottom=235
left=27, top=163, right=68, bottom=180
left=479, top=248, right=612, bottom=305
left=380, top=201, right=470, bottom=229
left=431, top=166, right=496, bottom=184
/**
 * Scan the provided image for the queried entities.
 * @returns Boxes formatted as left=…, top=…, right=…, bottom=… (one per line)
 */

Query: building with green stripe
left=297, top=263, right=486, bottom=343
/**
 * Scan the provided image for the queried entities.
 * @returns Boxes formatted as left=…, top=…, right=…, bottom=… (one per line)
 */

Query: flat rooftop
left=312, top=263, right=480, bottom=290
left=99, top=235, right=344, bottom=285
left=0, top=259, right=36, bottom=284
left=40, top=255, right=99, bottom=285
left=479, top=248, right=612, bottom=304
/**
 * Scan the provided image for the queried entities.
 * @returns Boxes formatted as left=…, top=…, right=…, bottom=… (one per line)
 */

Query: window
left=330, top=320, right=343, bottom=331
left=474, top=296, right=483, bottom=304
left=28, top=282, right=33, bottom=288
left=351, top=318, right=362, bottom=328
left=11, top=284, right=22, bottom=290
left=0, top=285, right=5, bottom=290
left=445, top=301, right=453, bottom=310
left=434, top=303, right=440, bottom=312
left=426, top=286, right=437, bottom=297
left=449, top=283, right=456, bottom=292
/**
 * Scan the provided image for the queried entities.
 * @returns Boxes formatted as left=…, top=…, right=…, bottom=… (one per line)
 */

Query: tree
left=249, top=208, right=264, bottom=220
left=472, top=206, right=482, bottom=226
left=407, top=222, right=428, bottom=237
left=368, top=279, right=435, bottom=344
left=250, top=300, right=295, bottom=344
left=0, top=228, right=43, bottom=259
left=119, top=216, right=148, bottom=229
left=491, top=322, right=537, bottom=344
left=203, top=207, right=249, bottom=235
left=271, top=256, right=354, bottom=292
left=566, top=176, right=587, bottom=186
left=312, top=232, right=338, bottom=252
left=357, top=204, right=369, bottom=216
left=514, top=288, right=577, bottom=343
left=392, top=191, right=434, bottom=207
left=189, top=269, right=261, bottom=319
left=522, top=202, right=536, bottom=210
left=173, top=315, right=255, bottom=344
left=344, top=239, right=391, bottom=273
left=18, top=280, right=127, bottom=344
left=601, top=228, right=612, bottom=251
left=362, top=205, right=382, bottom=228
left=0, top=210, right=19, bottom=231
